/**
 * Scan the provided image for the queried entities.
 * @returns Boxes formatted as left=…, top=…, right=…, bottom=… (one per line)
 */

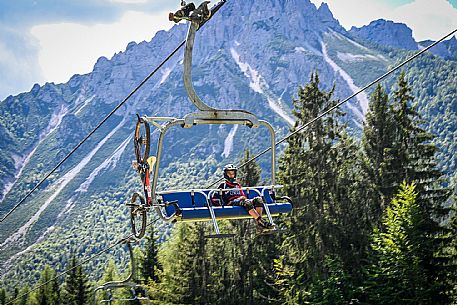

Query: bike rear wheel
left=130, top=192, right=147, bottom=239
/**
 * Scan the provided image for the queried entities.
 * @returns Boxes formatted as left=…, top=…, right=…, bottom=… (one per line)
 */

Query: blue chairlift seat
left=159, top=187, right=292, bottom=222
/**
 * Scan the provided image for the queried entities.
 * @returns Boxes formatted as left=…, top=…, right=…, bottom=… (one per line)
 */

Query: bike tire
left=134, top=117, right=150, bottom=164
left=130, top=192, right=147, bottom=239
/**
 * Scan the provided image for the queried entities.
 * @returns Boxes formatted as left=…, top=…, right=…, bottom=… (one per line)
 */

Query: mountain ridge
left=349, top=18, right=457, bottom=60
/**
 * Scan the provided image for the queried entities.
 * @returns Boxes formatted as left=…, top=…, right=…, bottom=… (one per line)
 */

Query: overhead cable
left=0, top=1, right=227, bottom=223
left=4, top=218, right=159, bottom=305
left=207, top=28, right=457, bottom=188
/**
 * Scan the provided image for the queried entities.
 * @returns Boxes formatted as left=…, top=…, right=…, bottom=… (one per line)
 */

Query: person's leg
left=255, top=206, right=263, bottom=215
left=248, top=208, right=260, bottom=219
left=242, top=199, right=260, bottom=219
left=253, top=197, right=274, bottom=229
left=253, top=197, right=264, bottom=218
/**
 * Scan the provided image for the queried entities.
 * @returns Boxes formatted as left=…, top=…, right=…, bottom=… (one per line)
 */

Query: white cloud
left=30, top=9, right=173, bottom=84
left=310, top=0, right=457, bottom=41
left=309, top=0, right=392, bottom=29
left=0, top=29, right=43, bottom=100
left=387, top=0, right=457, bottom=41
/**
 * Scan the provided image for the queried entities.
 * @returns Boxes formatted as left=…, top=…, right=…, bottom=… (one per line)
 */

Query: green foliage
left=0, top=288, right=6, bottom=305
left=396, top=55, right=457, bottom=175
left=364, top=183, right=429, bottom=304
left=12, top=287, right=30, bottom=305
left=360, top=72, right=455, bottom=304
left=308, top=257, right=357, bottom=305
left=362, top=83, right=396, bottom=214
left=61, top=255, right=91, bottom=305
left=277, top=72, right=367, bottom=304
left=95, top=259, right=120, bottom=303
left=141, top=226, right=161, bottom=284
left=32, top=265, right=60, bottom=305
left=237, top=149, right=261, bottom=187
left=158, top=222, right=209, bottom=304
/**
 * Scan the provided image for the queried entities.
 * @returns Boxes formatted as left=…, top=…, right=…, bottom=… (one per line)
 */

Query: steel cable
left=4, top=217, right=160, bottom=305
left=206, top=28, right=457, bottom=188
left=0, top=1, right=227, bottom=223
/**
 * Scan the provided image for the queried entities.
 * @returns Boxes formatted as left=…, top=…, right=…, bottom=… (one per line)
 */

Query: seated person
left=214, top=164, right=274, bottom=232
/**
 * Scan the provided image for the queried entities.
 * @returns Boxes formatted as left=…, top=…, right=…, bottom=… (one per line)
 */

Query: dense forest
left=1, top=72, right=456, bottom=305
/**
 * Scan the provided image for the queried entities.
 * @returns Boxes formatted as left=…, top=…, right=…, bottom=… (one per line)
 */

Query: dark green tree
left=223, top=148, right=281, bottom=305
left=435, top=195, right=457, bottom=303
left=307, top=257, right=356, bottom=305
left=158, top=222, right=209, bottom=305
left=0, top=288, right=6, bottom=305
left=96, top=259, right=119, bottom=303
left=13, top=287, right=29, bottom=305
left=389, top=73, right=453, bottom=303
left=237, top=149, right=261, bottom=188
left=33, top=265, right=60, bottom=305
left=277, top=72, right=363, bottom=304
left=141, top=226, right=161, bottom=283
left=62, top=255, right=91, bottom=305
left=362, top=83, right=396, bottom=215
left=361, top=72, right=454, bottom=303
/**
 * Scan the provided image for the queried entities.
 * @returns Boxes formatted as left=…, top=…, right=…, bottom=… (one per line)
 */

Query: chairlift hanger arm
left=170, top=1, right=262, bottom=129
left=93, top=240, right=151, bottom=304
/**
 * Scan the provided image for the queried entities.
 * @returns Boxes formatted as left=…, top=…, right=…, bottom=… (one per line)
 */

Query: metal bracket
left=182, top=5, right=260, bottom=124
left=182, top=110, right=260, bottom=128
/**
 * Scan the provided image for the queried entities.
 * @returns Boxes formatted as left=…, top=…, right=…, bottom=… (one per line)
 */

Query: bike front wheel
left=134, top=116, right=150, bottom=164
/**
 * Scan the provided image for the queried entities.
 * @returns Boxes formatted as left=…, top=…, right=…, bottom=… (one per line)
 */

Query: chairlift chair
left=130, top=1, right=293, bottom=239
left=93, top=240, right=151, bottom=304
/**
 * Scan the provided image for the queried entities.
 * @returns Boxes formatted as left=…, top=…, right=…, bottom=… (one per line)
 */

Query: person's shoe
left=263, top=221, right=275, bottom=230
left=256, top=217, right=275, bottom=232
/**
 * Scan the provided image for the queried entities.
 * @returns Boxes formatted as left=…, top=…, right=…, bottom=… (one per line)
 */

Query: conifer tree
left=33, top=265, right=60, bottom=305
left=62, top=255, right=91, bottom=305
left=435, top=195, right=457, bottom=303
left=365, top=183, right=428, bottom=304
left=389, top=73, right=452, bottom=302
left=229, top=149, right=281, bottom=305
left=277, top=72, right=363, bottom=303
left=0, top=288, right=6, bottom=305
left=362, top=73, right=454, bottom=303
left=362, top=83, right=396, bottom=216
left=141, top=226, right=161, bottom=283
left=215, top=149, right=260, bottom=304
left=96, top=259, right=119, bottom=303
left=449, top=199, right=457, bottom=301
left=387, top=72, right=449, bottom=208
left=158, top=223, right=209, bottom=304
left=307, top=257, right=356, bottom=305
left=13, top=287, right=29, bottom=305
left=237, top=149, right=261, bottom=188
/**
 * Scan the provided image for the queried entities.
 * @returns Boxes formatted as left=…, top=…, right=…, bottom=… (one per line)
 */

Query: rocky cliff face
left=349, top=19, right=418, bottom=51
left=418, top=36, right=457, bottom=61
left=349, top=19, right=457, bottom=61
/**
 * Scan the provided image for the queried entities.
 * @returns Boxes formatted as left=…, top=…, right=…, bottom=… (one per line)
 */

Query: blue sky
left=0, top=0, right=456, bottom=101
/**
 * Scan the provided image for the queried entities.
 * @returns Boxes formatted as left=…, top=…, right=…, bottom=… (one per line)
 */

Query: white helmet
left=223, top=164, right=237, bottom=182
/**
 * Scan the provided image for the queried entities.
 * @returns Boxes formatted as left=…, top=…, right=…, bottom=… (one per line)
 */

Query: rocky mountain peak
left=418, top=37, right=457, bottom=61
left=349, top=19, right=418, bottom=51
